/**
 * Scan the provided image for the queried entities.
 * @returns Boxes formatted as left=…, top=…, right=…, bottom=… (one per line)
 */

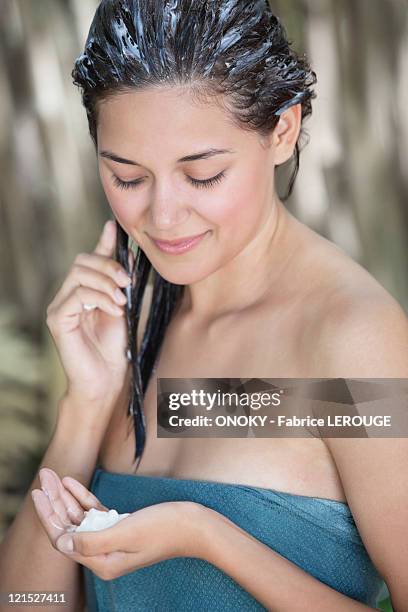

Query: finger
left=39, top=469, right=75, bottom=529
left=47, top=249, right=130, bottom=314
left=71, top=253, right=130, bottom=285
left=31, top=489, right=68, bottom=544
left=65, top=265, right=129, bottom=308
left=53, top=542, right=129, bottom=580
left=57, top=525, right=119, bottom=557
left=53, top=285, right=126, bottom=323
left=94, top=220, right=117, bottom=257
left=58, top=512, right=134, bottom=557
left=61, top=476, right=110, bottom=512
left=85, top=550, right=129, bottom=580
left=40, top=468, right=84, bottom=525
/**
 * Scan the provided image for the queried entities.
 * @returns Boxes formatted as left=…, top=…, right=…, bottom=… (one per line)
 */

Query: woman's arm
left=0, top=393, right=115, bottom=612
left=197, top=506, right=376, bottom=611
left=197, top=298, right=408, bottom=612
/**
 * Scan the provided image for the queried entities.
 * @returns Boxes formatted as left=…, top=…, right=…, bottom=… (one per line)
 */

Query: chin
left=157, top=268, right=213, bottom=286
left=146, top=260, right=216, bottom=286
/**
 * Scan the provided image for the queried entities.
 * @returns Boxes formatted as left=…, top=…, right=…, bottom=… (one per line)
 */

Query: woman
left=1, top=0, right=407, bottom=610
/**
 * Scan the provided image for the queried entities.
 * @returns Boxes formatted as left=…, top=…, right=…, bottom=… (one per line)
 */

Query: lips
left=149, top=231, right=208, bottom=246
left=148, top=230, right=210, bottom=255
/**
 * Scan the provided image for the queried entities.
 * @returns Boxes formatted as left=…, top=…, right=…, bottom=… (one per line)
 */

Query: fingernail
left=31, top=490, right=41, bottom=503
left=41, top=485, right=50, bottom=499
left=57, top=535, right=74, bottom=553
left=105, top=220, right=114, bottom=236
left=39, top=471, right=55, bottom=500
left=39, top=479, right=52, bottom=501
left=117, top=267, right=130, bottom=282
left=68, top=505, right=83, bottom=521
left=115, top=288, right=127, bottom=304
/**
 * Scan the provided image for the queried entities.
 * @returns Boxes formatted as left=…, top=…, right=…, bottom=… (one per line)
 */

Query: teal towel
left=83, top=467, right=385, bottom=611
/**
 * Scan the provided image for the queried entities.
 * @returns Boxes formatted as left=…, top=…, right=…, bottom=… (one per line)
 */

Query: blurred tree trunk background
left=0, top=2, right=406, bottom=607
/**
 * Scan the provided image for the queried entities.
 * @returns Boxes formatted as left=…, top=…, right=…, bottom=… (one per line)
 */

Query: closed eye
left=187, top=171, right=226, bottom=189
left=112, top=171, right=226, bottom=191
left=112, top=175, right=145, bottom=190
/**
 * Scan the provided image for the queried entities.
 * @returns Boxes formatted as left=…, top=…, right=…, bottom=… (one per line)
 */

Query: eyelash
left=112, top=171, right=226, bottom=191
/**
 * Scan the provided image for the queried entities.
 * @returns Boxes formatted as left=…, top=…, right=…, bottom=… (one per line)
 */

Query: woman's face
left=97, top=86, right=278, bottom=285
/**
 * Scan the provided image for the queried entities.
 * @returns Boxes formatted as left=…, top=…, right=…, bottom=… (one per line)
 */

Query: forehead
left=96, top=85, right=256, bottom=156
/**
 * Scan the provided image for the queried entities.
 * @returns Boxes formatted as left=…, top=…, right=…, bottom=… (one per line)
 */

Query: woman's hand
left=32, top=468, right=206, bottom=581
left=46, top=220, right=134, bottom=408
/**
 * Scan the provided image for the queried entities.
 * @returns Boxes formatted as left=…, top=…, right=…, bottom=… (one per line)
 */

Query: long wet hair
left=72, top=0, right=317, bottom=468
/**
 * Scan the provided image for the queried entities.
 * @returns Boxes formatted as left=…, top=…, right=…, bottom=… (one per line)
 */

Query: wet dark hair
left=72, top=0, right=317, bottom=467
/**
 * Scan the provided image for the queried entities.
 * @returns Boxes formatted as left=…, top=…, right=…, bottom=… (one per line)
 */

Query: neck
left=178, top=196, right=298, bottom=326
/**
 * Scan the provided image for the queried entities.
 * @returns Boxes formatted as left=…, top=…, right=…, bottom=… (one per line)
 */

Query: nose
left=149, top=180, right=190, bottom=230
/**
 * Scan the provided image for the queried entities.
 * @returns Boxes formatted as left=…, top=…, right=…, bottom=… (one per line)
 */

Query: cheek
left=102, top=181, right=144, bottom=226
left=201, top=174, right=264, bottom=231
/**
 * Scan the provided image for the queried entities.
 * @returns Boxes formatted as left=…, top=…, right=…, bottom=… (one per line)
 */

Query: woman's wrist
left=55, top=392, right=116, bottom=445
left=63, top=382, right=124, bottom=409
left=42, top=396, right=113, bottom=485
left=191, top=504, right=273, bottom=570
left=186, top=503, right=240, bottom=562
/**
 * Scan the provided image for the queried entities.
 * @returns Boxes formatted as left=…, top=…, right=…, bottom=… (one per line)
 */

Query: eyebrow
left=99, top=148, right=235, bottom=166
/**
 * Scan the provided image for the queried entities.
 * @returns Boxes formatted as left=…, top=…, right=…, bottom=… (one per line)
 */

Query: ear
left=271, top=103, right=302, bottom=165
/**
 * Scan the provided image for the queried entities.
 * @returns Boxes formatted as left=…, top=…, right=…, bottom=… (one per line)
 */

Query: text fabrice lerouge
left=167, top=414, right=392, bottom=428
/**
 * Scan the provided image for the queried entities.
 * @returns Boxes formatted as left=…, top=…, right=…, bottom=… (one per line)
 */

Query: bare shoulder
left=317, top=284, right=408, bottom=377
left=297, top=227, right=408, bottom=377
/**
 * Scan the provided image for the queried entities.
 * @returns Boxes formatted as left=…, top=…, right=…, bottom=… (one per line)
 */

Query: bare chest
left=99, top=311, right=347, bottom=502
